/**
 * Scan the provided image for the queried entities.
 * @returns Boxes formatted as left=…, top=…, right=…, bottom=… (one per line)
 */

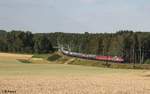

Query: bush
left=47, top=54, right=62, bottom=61
left=144, top=59, right=150, bottom=64
left=18, top=59, right=31, bottom=64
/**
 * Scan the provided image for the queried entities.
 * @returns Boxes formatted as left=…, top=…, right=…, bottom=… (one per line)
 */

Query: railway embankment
left=18, top=52, right=150, bottom=70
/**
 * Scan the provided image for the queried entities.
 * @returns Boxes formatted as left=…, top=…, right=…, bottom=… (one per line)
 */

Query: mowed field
left=0, top=53, right=150, bottom=94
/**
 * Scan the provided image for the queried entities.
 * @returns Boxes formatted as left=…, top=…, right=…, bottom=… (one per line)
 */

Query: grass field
left=0, top=53, right=150, bottom=94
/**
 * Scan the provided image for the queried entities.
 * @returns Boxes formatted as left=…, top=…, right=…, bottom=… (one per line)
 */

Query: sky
left=0, top=0, right=150, bottom=33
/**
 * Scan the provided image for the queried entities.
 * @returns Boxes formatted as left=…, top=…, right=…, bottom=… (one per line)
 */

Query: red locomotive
left=96, top=56, right=124, bottom=62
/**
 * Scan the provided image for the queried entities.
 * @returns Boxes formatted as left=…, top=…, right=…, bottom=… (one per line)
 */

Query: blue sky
left=0, top=0, right=150, bottom=33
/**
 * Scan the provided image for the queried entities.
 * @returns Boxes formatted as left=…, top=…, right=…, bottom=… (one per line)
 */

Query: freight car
left=61, top=49, right=124, bottom=63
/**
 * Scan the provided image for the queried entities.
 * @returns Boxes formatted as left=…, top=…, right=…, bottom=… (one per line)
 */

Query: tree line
left=0, top=30, right=53, bottom=53
left=0, top=30, right=150, bottom=64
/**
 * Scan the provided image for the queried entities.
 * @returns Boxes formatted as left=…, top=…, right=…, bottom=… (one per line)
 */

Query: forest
left=0, top=30, right=150, bottom=64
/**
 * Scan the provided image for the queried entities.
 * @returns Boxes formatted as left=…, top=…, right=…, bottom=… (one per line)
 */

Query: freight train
left=61, top=49, right=124, bottom=63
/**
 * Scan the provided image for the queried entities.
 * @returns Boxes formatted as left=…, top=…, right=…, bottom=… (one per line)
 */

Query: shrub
left=47, top=54, right=62, bottom=61
left=144, top=59, right=150, bottom=64
left=18, top=59, right=31, bottom=64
